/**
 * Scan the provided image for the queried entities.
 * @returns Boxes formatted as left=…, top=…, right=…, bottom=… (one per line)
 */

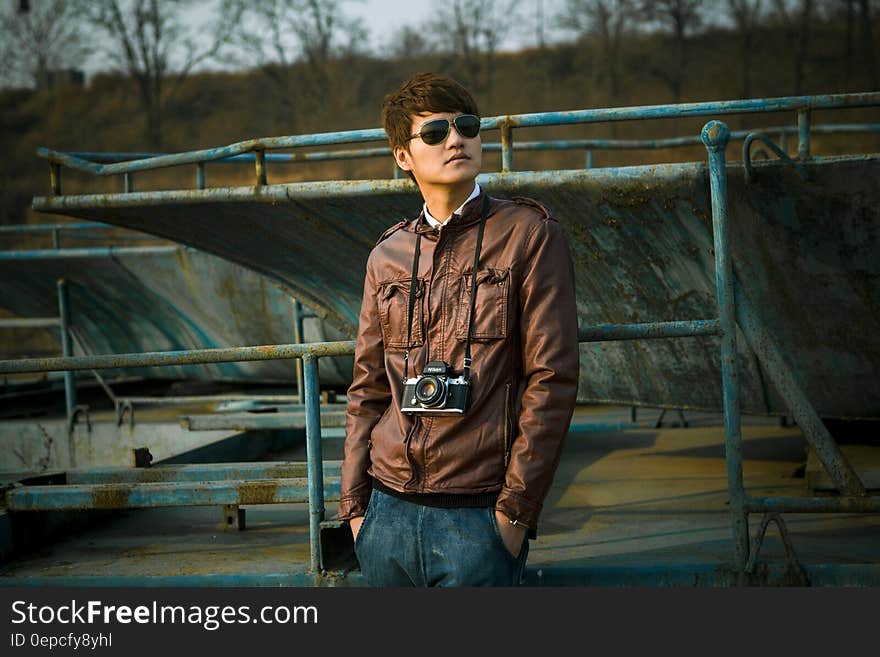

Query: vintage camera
left=401, top=361, right=470, bottom=415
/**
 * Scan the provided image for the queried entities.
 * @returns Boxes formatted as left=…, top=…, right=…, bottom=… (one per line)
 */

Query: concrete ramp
left=32, top=156, right=880, bottom=418
left=0, top=246, right=352, bottom=385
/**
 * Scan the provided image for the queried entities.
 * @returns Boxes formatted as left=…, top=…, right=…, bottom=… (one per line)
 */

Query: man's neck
left=422, top=181, right=477, bottom=224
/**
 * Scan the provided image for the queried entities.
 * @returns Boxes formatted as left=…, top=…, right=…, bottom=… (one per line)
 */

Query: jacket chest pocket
left=455, top=268, right=510, bottom=341
left=379, top=278, right=425, bottom=350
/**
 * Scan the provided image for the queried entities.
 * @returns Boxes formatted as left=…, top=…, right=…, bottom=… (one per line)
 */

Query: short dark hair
left=381, top=72, right=480, bottom=152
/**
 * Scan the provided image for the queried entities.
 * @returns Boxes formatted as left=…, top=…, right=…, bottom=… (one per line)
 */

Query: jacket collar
left=410, top=190, right=493, bottom=235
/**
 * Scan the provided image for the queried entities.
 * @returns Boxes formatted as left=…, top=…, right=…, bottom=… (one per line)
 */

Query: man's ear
left=393, top=145, right=413, bottom=172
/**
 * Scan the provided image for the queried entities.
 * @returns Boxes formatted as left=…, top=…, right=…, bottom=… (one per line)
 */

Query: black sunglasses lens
left=454, top=115, right=481, bottom=138
left=419, top=120, right=451, bottom=145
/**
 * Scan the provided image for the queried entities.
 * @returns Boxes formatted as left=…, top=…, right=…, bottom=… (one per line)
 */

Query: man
left=339, top=72, right=578, bottom=586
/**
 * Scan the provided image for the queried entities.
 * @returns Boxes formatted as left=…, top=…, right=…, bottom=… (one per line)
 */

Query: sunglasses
left=406, top=114, right=481, bottom=145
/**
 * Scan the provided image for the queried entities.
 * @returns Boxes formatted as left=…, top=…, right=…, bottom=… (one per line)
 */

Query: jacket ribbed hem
left=372, top=479, right=498, bottom=509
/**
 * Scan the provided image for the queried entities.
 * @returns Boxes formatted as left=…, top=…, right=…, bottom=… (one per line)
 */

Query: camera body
left=401, top=361, right=470, bottom=415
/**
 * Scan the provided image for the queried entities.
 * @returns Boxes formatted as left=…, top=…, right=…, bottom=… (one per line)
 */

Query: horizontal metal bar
left=58, top=124, right=876, bottom=170
left=119, top=394, right=305, bottom=405
left=811, top=123, right=880, bottom=134
left=0, top=572, right=341, bottom=587
left=37, top=127, right=391, bottom=175
left=65, top=460, right=342, bottom=485
left=180, top=410, right=347, bottom=431
left=0, top=317, right=61, bottom=328
left=481, top=93, right=880, bottom=131
left=37, top=94, right=879, bottom=175
left=745, top=496, right=880, bottom=513
left=0, top=340, right=357, bottom=374
left=31, top=163, right=706, bottom=212
left=0, top=246, right=179, bottom=260
left=578, top=319, right=721, bottom=342
left=0, top=222, right=111, bottom=233
left=5, top=477, right=342, bottom=511
left=70, top=148, right=393, bottom=164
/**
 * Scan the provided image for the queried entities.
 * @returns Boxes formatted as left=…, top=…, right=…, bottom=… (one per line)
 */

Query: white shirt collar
left=423, top=183, right=481, bottom=229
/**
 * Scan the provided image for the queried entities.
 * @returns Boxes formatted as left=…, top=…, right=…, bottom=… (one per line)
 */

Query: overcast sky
left=76, top=0, right=560, bottom=78
left=347, top=0, right=558, bottom=53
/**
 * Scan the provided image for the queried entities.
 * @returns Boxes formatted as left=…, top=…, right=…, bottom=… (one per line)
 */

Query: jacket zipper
left=403, top=416, right=421, bottom=489
left=504, top=382, right=512, bottom=467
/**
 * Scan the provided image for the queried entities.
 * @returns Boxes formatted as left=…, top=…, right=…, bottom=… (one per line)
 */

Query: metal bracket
left=654, top=408, right=689, bottom=428
left=116, top=399, right=134, bottom=428
left=69, top=405, right=91, bottom=434
left=742, top=132, right=807, bottom=184
left=222, top=504, right=246, bottom=531
left=739, top=512, right=810, bottom=586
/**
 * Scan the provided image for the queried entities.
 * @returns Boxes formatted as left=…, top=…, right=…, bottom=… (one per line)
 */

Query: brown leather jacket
left=339, top=192, right=579, bottom=531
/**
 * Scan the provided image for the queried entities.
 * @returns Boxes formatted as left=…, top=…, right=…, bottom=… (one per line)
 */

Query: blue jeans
left=354, top=488, right=529, bottom=587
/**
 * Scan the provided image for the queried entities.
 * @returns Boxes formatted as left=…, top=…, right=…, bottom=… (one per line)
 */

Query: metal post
left=255, top=150, right=267, bottom=186
left=124, top=173, right=134, bottom=193
left=500, top=121, right=514, bottom=172
left=585, top=149, right=594, bottom=169
left=57, top=279, right=77, bottom=427
left=303, top=355, right=325, bottom=573
left=797, top=108, right=811, bottom=159
left=52, top=229, right=61, bottom=249
left=196, top=163, right=206, bottom=190
left=701, top=120, right=749, bottom=570
left=293, top=299, right=306, bottom=404
left=49, top=163, right=61, bottom=195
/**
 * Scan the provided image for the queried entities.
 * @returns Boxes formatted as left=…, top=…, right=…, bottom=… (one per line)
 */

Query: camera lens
left=414, top=375, right=447, bottom=407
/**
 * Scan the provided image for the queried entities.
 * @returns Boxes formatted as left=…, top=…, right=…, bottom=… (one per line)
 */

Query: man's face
left=393, top=111, right=482, bottom=189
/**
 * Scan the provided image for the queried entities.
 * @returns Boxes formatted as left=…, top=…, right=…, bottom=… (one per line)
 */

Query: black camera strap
left=403, top=194, right=489, bottom=383
left=403, top=232, right=421, bottom=382
left=463, top=195, right=489, bottom=381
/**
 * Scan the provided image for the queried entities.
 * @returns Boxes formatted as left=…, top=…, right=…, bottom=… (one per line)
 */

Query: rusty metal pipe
left=745, top=496, right=880, bottom=513
left=4, top=478, right=342, bottom=511
left=702, top=120, right=750, bottom=570
left=733, top=277, right=866, bottom=496
left=578, top=319, right=721, bottom=342
left=0, top=341, right=357, bottom=375
left=303, top=355, right=326, bottom=573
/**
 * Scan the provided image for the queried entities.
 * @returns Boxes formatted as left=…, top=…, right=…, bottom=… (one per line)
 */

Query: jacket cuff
left=337, top=484, right=371, bottom=522
left=495, top=486, right=542, bottom=534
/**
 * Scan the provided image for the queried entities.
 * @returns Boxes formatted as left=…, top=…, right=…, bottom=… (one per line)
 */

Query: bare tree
left=0, top=0, right=90, bottom=89
left=857, top=0, right=877, bottom=88
left=424, top=0, right=517, bottom=107
left=840, top=0, right=856, bottom=86
left=233, top=0, right=369, bottom=129
left=640, top=0, right=704, bottom=100
left=80, top=0, right=242, bottom=149
left=728, top=0, right=763, bottom=98
left=771, top=0, right=814, bottom=95
left=557, top=0, right=636, bottom=98
left=386, top=24, right=435, bottom=60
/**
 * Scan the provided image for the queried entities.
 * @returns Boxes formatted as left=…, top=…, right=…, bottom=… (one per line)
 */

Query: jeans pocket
left=353, top=490, right=376, bottom=553
left=487, top=508, right=520, bottom=564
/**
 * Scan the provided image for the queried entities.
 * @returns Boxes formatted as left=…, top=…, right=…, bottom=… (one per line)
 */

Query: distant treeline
left=1, top=0, right=878, bottom=226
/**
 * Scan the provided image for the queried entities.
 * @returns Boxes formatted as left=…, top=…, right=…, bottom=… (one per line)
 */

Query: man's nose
left=446, top=121, right=464, bottom=146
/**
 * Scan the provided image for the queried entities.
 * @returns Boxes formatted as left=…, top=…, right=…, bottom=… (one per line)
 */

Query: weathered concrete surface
left=0, top=416, right=238, bottom=472
left=3, top=406, right=878, bottom=586
left=0, top=246, right=351, bottom=385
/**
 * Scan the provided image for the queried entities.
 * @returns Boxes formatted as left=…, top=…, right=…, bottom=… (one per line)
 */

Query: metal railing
left=35, top=92, right=880, bottom=193
left=50, top=122, right=879, bottom=176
